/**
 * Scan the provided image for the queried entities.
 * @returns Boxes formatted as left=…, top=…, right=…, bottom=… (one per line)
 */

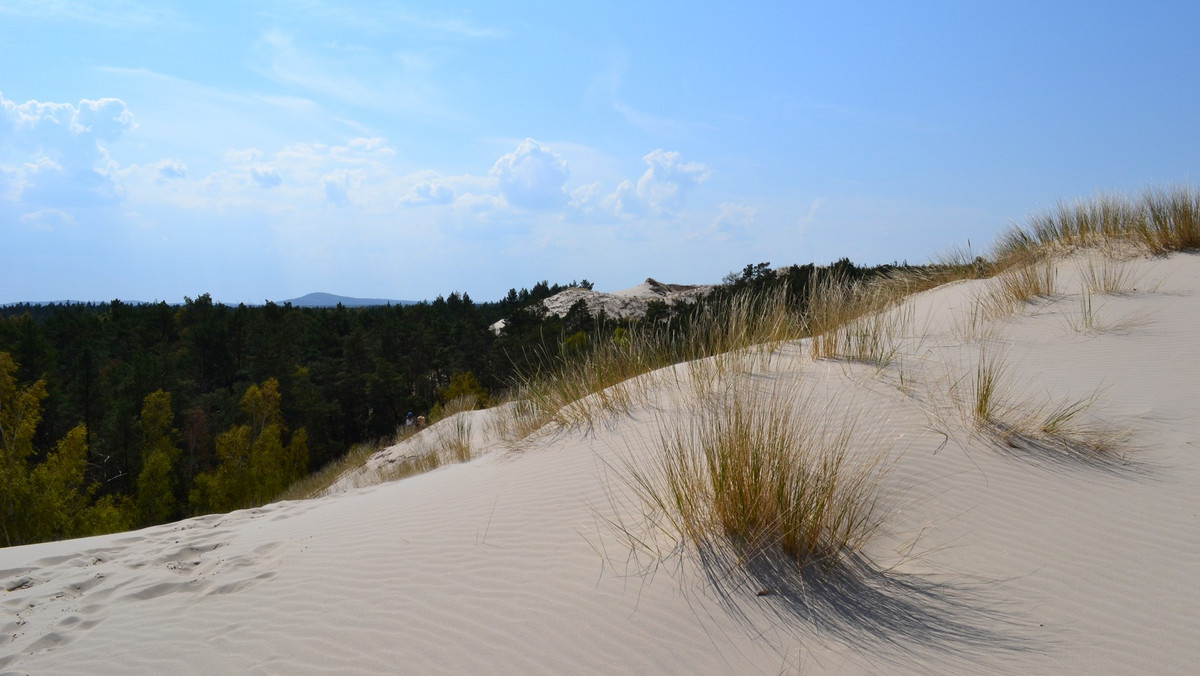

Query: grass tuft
left=996, top=186, right=1200, bottom=264
left=956, top=347, right=1125, bottom=462
left=806, top=274, right=921, bottom=370
left=1140, top=186, right=1200, bottom=253
left=619, top=379, right=889, bottom=571
left=976, top=255, right=1058, bottom=320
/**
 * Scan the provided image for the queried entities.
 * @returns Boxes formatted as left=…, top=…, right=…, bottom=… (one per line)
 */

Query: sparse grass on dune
left=805, top=274, right=920, bottom=370
left=290, top=188, right=1178, bottom=502
left=275, top=437, right=386, bottom=501
left=504, top=286, right=806, bottom=437
left=994, top=186, right=1200, bottom=265
left=1078, top=253, right=1139, bottom=295
left=957, top=346, right=1125, bottom=462
left=276, top=424, right=423, bottom=501
left=976, top=254, right=1058, bottom=321
left=279, top=395, right=483, bottom=499
left=617, top=377, right=890, bottom=572
left=1141, top=186, right=1200, bottom=253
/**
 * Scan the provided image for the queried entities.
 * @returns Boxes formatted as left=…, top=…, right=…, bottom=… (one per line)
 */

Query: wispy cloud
left=253, top=30, right=441, bottom=114
left=586, top=51, right=704, bottom=136
left=266, top=0, right=506, bottom=39
left=0, top=0, right=185, bottom=29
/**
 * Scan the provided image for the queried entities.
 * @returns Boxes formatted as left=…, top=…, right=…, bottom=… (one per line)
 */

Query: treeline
left=0, top=260, right=906, bottom=546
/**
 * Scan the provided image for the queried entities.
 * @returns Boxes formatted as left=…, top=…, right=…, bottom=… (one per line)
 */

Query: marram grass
left=619, top=380, right=889, bottom=571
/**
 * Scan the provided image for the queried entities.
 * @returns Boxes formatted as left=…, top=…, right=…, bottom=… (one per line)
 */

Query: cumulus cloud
left=567, top=148, right=709, bottom=221
left=399, top=177, right=454, bottom=206
left=634, top=149, right=710, bottom=214
left=1, top=91, right=135, bottom=205
left=567, top=181, right=607, bottom=219
left=156, top=159, right=187, bottom=179
left=489, top=138, right=569, bottom=209
left=250, top=166, right=282, bottom=188
left=69, top=97, right=136, bottom=139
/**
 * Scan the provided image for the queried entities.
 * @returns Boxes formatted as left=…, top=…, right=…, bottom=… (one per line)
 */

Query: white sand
left=3, top=252, right=1199, bottom=674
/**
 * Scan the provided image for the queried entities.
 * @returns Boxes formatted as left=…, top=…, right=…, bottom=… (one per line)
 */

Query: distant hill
left=281, top=293, right=415, bottom=308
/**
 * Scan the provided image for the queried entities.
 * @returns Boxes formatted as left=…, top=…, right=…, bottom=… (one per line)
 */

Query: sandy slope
left=2, top=252, right=1198, bottom=674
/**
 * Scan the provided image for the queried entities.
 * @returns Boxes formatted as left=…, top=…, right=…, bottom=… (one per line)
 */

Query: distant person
left=416, top=415, right=426, bottom=430
left=406, top=412, right=415, bottom=427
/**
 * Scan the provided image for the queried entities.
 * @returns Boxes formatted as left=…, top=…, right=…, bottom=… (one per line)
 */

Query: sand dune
left=3, top=252, right=1198, bottom=674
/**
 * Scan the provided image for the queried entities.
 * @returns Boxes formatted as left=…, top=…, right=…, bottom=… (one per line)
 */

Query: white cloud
left=255, top=30, right=437, bottom=114
left=155, top=159, right=187, bottom=179
left=489, top=138, right=569, bottom=209
left=322, top=169, right=362, bottom=207
left=262, top=0, right=506, bottom=39
left=250, top=166, right=282, bottom=188
left=399, top=175, right=455, bottom=206
left=606, top=179, right=643, bottom=217
left=1, top=91, right=135, bottom=206
left=19, top=208, right=76, bottom=230
left=635, top=149, right=710, bottom=214
left=567, top=149, right=709, bottom=220
left=567, top=181, right=606, bottom=219
left=225, top=148, right=263, bottom=164
left=454, top=191, right=505, bottom=211
left=69, top=97, right=136, bottom=138
left=0, top=1, right=182, bottom=28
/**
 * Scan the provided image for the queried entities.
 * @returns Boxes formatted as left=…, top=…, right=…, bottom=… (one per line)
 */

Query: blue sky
left=2, top=1, right=1197, bottom=304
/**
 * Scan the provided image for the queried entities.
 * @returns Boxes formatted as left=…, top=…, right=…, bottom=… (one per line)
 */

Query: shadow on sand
left=687, top=542, right=1045, bottom=673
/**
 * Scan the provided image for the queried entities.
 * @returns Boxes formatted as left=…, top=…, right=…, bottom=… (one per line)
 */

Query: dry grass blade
left=977, top=255, right=1058, bottom=320
left=1079, top=254, right=1138, bottom=295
